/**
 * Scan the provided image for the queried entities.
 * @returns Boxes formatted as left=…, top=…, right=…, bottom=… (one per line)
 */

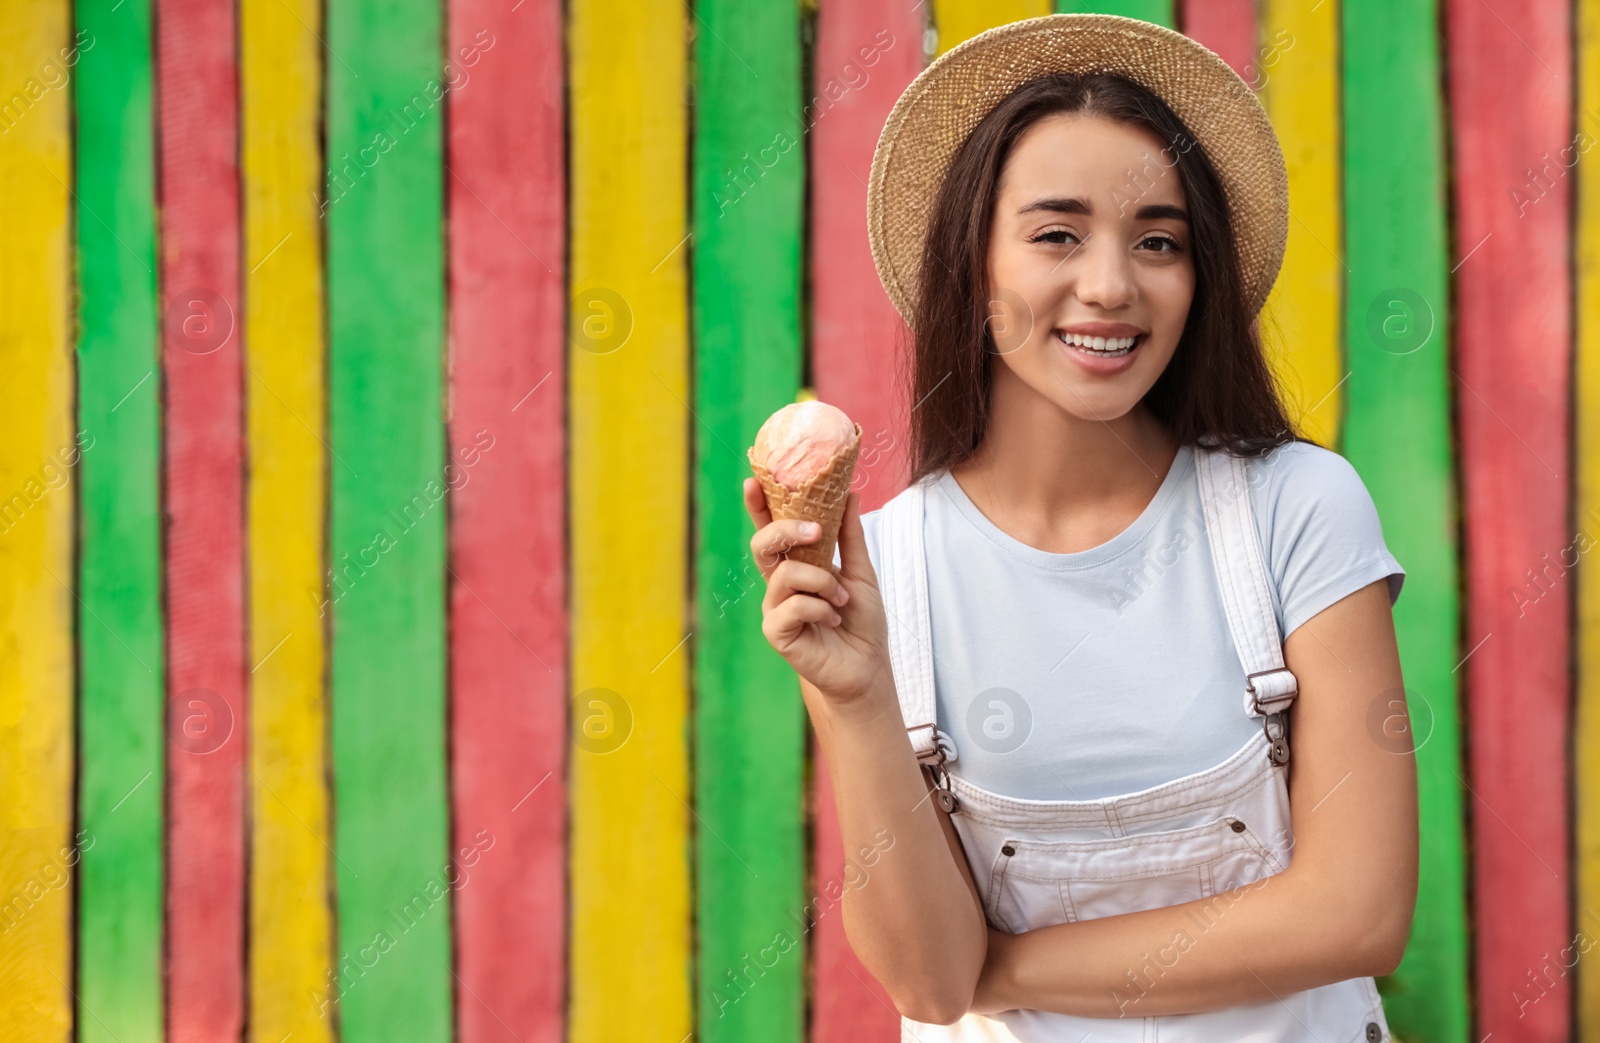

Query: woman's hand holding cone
left=743, top=477, right=890, bottom=707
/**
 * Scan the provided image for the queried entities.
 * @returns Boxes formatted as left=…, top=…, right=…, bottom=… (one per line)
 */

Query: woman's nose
left=1071, top=237, right=1136, bottom=310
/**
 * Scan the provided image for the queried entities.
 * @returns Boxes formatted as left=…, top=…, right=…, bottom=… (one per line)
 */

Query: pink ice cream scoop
left=748, top=400, right=863, bottom=570
left=751, top=401, right=858, bottom=489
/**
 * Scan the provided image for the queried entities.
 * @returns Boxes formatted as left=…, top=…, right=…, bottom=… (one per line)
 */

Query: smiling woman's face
left=985, top=112, right=1195, bottom=423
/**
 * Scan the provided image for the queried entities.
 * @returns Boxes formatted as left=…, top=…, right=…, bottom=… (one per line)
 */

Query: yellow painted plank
left=1259, top=0, right=1342, bottom=446
left=241, top=0, right=333, bottom=1036
left=567, top=0, right=692, bottom=1039
left=1575, top=0, right=1600, bottom=1035
left=0, top=3, right=76, bottom=1038
left=933, top=0, right=1050, bottom=54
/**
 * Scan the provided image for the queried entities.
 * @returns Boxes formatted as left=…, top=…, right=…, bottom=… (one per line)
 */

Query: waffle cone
left=748, top=422, right=863, bottom=570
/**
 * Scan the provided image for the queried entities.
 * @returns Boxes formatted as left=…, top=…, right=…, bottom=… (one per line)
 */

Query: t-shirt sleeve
left=1252, top=443, right=1406, bottom=639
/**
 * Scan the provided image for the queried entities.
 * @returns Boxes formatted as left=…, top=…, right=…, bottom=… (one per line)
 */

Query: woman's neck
left=947, top=378, right=1180, bottom=555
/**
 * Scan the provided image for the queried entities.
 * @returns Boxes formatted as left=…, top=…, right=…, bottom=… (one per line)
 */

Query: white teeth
left=1056, top=331, right=1141, bottom=354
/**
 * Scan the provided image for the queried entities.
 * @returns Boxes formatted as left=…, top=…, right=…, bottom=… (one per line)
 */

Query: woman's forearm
left=972, top=860, right=1403, bottom=1019
left=804, top=674, right=988, bottom=1023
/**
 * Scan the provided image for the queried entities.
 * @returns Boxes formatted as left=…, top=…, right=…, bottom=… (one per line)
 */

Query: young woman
left=742, top=15, right=1418, bottom=1040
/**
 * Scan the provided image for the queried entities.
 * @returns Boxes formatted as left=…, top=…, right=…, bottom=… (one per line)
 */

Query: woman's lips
left=1056, top=330, right=1145, bottom=374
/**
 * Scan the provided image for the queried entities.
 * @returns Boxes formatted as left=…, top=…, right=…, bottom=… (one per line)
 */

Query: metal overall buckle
left=908, top=723, right=960, bottom=814
left=1262, top=710, right=1290, bottom=766
left=1246, top=668, right=1295, bottom=767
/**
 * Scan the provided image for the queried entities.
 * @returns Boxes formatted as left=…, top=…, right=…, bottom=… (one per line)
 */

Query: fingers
left=761, top=557, right=851, bottom=615
left=745, top=478, right=803, bottom=578
left=836, top=490, right=867, bottom=575
left=762, top=582, right=844, bottom=646
left=743, top=477, right=772, bottom=530
left=743, top=480, right=857, bottom=610
left=749, top=519, right=823, bottom=580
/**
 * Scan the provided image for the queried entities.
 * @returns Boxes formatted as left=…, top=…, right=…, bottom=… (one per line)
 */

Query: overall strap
left=877, top=477, right=948, bottom=767
left=1194, top=445, right=1298, bottom=762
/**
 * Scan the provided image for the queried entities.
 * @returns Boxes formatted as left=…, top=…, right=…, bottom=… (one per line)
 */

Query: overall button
left=1229, top=819, right=1247, bottom=833
left=1365, top=1022, right=1382, bottom=1041
left=1001, top=843, right=1016, bottom=857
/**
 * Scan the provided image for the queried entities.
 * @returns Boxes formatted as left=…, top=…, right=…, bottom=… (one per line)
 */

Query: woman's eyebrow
left=1132, top=202, right=1189, bottom=222
left=1018, top=196, right=1190, bottom=222
left=1018, top=196, right=1093, bottom=216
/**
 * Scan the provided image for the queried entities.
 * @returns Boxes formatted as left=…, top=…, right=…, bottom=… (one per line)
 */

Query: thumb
left=835, top=489, right=872, bottom=579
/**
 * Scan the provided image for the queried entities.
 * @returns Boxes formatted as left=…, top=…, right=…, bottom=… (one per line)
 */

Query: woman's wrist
left=801, top=672, right=912, bottom=795
left=968, top=927, right=1017, bottom=1015
left=811, top=672, right=901, bottom=729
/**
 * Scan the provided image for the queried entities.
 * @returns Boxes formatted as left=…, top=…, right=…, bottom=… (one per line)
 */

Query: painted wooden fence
left=0, top=0, right=1593, bottom=1040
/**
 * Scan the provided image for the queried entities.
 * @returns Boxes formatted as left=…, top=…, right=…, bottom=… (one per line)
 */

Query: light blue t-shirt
left=837, top=440, right=1405, bottom=801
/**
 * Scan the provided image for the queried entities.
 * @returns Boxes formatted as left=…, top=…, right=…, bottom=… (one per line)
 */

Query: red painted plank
left=446, top=3, right=568, bottom=1041
left=808, top=1, right=926, bottom=1037
left=157, top=0, right=246, bottom=1037
left=1179, top=0, right=1257, bottom=83
left=1446, top=0, right=1572, bottom=1037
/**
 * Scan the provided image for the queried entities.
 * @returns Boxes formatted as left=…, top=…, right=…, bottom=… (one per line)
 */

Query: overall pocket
left=984, top=814, right=1287, bottom=934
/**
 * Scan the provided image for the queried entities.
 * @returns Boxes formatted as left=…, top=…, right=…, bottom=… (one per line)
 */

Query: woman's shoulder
left=1243, top=436, right=1364, bottom=487
left=1229, top=437, right=1405, bottom=634
left=1255, top=439, right=1387, bottom=521
left=1229, top=437, right=1379, bottom=533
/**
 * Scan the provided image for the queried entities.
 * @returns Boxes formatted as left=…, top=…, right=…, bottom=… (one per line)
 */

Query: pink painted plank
left=808, top=1, right=926, bottom=1038
left=157, top=0, right=247, bottom=1036
left=446, top=3, right=568, bottom=1041
left=1179, top=0, right=1257, bottom=82
left=1446, top=0, right=1572, bottom=1037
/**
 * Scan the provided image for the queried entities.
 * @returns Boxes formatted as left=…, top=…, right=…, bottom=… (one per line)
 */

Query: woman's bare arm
left=745, top=483, right=988, bottom=1023
left=968, top=578, right=1419, bottom=1017
left=805, top=676, right=988, bottom=1023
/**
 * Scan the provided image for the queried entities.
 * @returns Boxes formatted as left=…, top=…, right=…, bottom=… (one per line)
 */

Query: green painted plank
left=1053, top=0, right=1174, bottom=30
left=1341, top=0, right=1470, bottom=1039
left=325, top=0, right=452, bottom=1035
left=73, top=2, right=166, bottom=1039
left=692, top=0, right=807, bottom=1038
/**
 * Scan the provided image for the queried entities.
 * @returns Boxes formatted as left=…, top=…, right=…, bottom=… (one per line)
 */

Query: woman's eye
left=1029, top=229, right=1076, bottom=245
left=1141, top=235, right=1182, bottom=253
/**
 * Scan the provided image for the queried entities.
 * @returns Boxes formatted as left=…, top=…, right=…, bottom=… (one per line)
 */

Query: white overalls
left=877, top=444, right=1391, bottom=1042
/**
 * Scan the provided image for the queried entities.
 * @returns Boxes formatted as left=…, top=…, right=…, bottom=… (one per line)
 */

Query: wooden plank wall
left=241, top=0, right=332, bottom=1036
left=807, top=1, right=926, bottom=1038
left=325, top=0, right=454, bottom=1035
left=74, top=0, right=165, bottom=1038
left=693, top=1, right=807, bottom=1041
left=1180, top=0, right=1254, bottom=76
left=446, top=0, right=567, bottom=1041
left=1341, top=0, right=1471, bottom=1037
left=1, top=2, right=1594, bottom=1042
left=1059, top=0, right=1175, bottom=29
left=567, top=0, right=692, bottom=1039
left=1579, top=0, right=1600, bottom=1035
left=1448, top=0, right=1573, bottom=1038
left=157, top=0, right=248, bottom=1036
left=1257, top=0, right=1341, bottom=447
left=0, top=2, right=75, bottom=1040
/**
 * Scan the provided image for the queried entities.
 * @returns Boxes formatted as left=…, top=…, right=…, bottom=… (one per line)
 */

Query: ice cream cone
left=749, top=421, right=863, bottom=570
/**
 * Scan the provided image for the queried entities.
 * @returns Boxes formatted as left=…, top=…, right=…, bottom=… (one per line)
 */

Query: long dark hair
left=898, top=71, right=1303, bottom=488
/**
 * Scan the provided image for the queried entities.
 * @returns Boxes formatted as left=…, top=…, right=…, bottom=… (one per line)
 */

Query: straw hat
left=867, top=13, right=1288, bottom=327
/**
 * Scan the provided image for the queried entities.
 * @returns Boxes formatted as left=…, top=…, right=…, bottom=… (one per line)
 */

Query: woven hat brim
left=867, top=13, right=1289, bottom=327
